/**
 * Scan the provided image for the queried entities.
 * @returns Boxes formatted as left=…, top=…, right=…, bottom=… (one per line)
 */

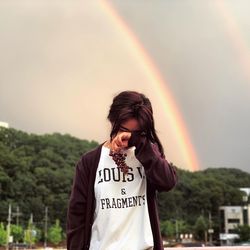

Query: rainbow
left=214, top=1, right=250, bottom=82
left=100, top=0, right=200, bottom=171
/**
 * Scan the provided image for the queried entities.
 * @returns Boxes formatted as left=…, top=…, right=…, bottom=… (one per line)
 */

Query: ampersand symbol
left=121, top=188, right=126, bottom=195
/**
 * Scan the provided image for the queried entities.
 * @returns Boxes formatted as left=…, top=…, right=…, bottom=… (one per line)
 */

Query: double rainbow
left=100, top=0, right=200, bottom=171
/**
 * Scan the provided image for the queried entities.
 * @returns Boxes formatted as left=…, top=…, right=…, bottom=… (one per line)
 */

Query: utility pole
left=12, top=206, right=22, bottom=227
left=175, top=219, right=179, bottom=242
left=44, top=206, right=48, bottom=249
left=29, top=213, right=34, bottom=249
left=208, top=211, right=214, bottom=244
left=16, top=206, right=20, bottom=226
left=6, top=204, right=12, bottom=250
left=30, top=213, right=33, bottom=224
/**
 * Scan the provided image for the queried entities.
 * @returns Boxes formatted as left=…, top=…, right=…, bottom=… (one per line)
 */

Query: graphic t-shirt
left=89, top=146, right=154, bottom=250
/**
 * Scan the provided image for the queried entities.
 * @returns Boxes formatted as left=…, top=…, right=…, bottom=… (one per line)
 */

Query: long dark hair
left=107, top=91, right=165, bottom=157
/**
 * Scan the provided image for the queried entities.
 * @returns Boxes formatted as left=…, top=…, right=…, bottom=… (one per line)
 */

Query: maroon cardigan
left=67, top=133, right=177, bottom=250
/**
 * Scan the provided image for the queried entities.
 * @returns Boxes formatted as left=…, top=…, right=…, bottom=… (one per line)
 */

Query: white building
left=240, top=188, right=250, bottom=197
left=219, top=188, right=250, bottom=245
left=0, top=121, right=9, bottom=128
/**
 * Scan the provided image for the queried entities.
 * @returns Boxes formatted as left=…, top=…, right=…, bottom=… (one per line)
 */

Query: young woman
left=67, top=91, right=177, bottom=250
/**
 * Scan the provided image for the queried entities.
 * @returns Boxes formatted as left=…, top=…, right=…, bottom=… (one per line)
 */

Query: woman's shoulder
left=84, top=144, right=103, bottom=157
left=79, top=143, right=104, bottom=166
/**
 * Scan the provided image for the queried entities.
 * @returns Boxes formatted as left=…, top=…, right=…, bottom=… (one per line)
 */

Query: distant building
left=219, top=188, right=250, bottom=245
left=0, top=121, right=9, bottom=128
left=240, top=188, right=250, bottom=197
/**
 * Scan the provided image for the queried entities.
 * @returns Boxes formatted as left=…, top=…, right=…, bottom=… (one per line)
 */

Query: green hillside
left=0, top=127, right=98, bottom=231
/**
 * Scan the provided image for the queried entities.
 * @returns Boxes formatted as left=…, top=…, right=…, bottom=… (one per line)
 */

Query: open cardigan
left=67, top=133, right=177, bottom=250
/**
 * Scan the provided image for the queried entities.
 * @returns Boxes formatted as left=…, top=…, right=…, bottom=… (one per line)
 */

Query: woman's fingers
left=111, top=132, right=131, bottom=152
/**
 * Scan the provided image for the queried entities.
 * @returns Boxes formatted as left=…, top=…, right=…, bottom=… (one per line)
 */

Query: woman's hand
left=110, top=131, right=131, bottom=152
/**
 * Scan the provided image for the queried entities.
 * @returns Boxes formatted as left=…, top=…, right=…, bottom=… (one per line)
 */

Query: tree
left=10, top=224, right=23, bottom=243
left=24, top=217, right=41, bottom=246
left=160, top=220, right=175, bottom=238
left=48, top=219, right=62, bottom=245
left=235, top=225, right=250, bottom=242
left=0, top=223, right=7, bottom=246
left=194, top=215, right=208, bottom=241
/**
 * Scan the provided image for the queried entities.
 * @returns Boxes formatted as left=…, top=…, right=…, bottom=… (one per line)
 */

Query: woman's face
left=119, top=118, right=141, bottom=133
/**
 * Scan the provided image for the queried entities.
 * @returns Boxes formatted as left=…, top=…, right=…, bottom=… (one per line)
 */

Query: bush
left=234, top=225, right=250, bottom=242
left=24, top=219, right=41, bottom=245
left=161, top=220, right=175, bottom=238
left=10, top=224, right=23, bottom=242
left=0, top=223, right=7, bottom=246
left=194, top=215, right=208, bottom=241
left=48, top=219, right=62, bottom=245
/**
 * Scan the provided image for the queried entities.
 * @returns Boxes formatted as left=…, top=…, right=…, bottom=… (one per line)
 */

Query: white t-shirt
left=89, top=146, right=154, bottom=250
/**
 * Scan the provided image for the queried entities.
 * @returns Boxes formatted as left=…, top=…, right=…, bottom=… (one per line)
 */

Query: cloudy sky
left=0, top=0, right=249, bottom=172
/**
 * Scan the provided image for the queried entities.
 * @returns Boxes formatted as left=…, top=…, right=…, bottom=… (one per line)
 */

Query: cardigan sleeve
left=67, top=157, right=88, bottom=250
left=128, top=132, right=177, bottom=192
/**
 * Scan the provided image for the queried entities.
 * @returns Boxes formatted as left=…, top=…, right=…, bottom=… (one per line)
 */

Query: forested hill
left=0, top=127, right=250, bottom=235
left=0, top=127, right=98, bottom=229
left=158, top=167, right=250, bottom=223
